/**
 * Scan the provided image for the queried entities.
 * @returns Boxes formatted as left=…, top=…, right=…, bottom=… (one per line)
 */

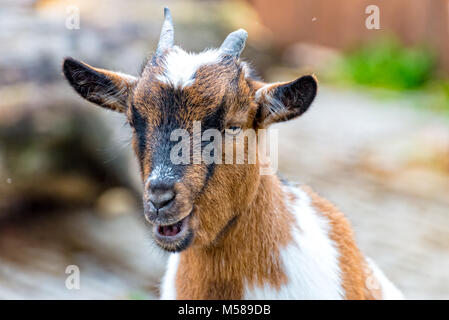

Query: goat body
left=160, top=175, right=403, bottom=299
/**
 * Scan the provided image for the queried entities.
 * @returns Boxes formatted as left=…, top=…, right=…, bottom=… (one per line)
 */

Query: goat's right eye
left=225, top=125, right=242, bottom=136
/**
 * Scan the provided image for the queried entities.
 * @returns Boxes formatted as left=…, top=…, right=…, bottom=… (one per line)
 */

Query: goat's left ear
left=255, top=75, right=317, bottom=127
left=62, top=57, right=137, bottom=113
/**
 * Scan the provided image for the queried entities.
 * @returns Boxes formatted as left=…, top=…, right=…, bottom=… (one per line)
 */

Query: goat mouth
left=154, top=213, right=190, bottom=239
left=153, top=212, right=193, bottom=252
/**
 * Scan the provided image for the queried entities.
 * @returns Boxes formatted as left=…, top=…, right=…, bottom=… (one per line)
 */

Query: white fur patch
left=148, top=164, right=175, bottom=183
left=157, top=47, right=222, bottom=88
left=160, top=253, right=180, bottom=300
left=244, top=185, right=344, bottom=299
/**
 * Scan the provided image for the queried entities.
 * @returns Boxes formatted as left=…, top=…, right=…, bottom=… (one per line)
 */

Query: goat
left=62, top=8, right=403, bottom=299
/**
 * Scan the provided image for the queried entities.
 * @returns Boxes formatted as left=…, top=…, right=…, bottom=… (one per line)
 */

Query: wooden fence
left=248, top=0, right=449, bottom=72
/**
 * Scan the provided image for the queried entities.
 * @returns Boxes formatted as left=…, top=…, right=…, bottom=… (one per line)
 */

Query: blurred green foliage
left=339, top=38, right=436, bottom=90
left=440, top=81, right=449, bottom=103
left=328, top=37, right=449, bottom=115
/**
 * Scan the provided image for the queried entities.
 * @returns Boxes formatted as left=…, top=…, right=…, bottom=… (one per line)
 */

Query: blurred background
left=1, top=0, right=448, bottom=299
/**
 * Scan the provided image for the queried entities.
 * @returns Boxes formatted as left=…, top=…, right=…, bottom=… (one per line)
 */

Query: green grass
left=338, top=38, right=436, bottom=90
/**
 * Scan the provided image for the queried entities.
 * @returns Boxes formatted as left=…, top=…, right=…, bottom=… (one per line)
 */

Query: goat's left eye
left=226, top=126, right=242, bottom=135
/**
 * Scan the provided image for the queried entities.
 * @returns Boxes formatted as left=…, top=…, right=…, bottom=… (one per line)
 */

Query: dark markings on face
left=148, top=87, right=187, bottom=184
left=201, top=97, right=227, bottom=185
left=130, top=105, right=148, bottom=163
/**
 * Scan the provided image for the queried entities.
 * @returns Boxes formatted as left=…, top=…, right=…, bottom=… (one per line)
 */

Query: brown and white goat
left=62, top=8, right=403, bottom=299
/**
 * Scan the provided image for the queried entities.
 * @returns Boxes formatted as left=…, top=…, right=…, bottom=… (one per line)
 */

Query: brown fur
left=175, top=174, right=293, bottom=299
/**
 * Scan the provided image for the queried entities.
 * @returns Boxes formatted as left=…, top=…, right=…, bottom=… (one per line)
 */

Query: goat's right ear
left=62, top=57, right=137, bottom=113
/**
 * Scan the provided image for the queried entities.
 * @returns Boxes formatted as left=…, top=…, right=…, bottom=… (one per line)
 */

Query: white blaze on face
left=157, top=47, right=223, bottom=88
left=146, top=165, right=176, bottom=190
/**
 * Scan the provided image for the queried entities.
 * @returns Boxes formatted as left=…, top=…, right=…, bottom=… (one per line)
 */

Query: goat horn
left=219, top=29, right=248, bottom=58
left=157, top=8, right=174, bottom=54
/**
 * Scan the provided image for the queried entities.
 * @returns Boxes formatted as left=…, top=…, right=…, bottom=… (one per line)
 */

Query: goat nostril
left=148, top=188, right=175, bottom=210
